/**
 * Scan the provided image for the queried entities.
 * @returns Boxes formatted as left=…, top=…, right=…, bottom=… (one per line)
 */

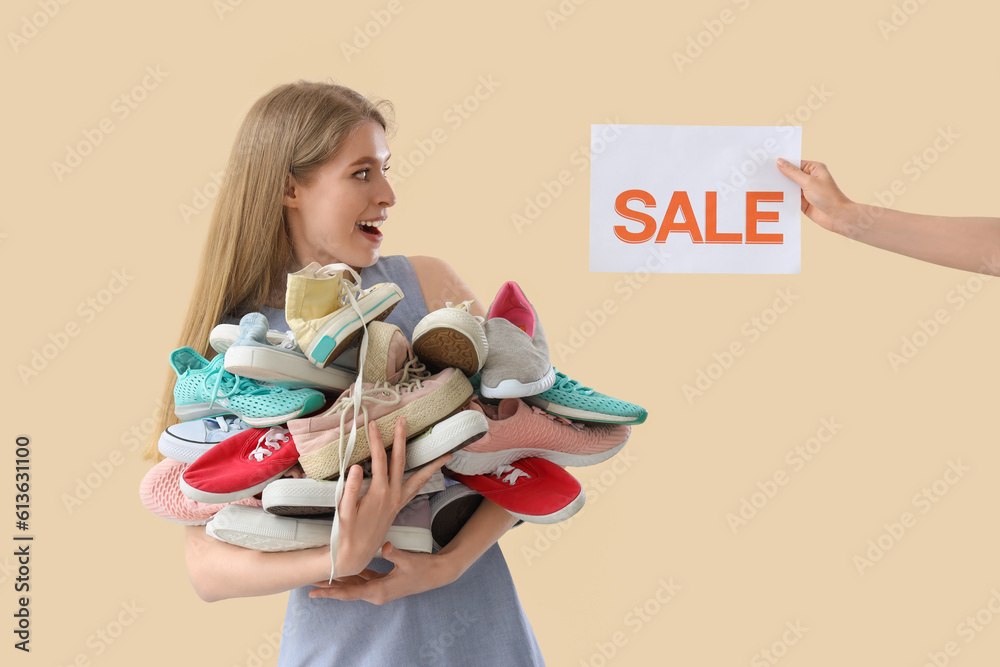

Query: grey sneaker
left=377, top=495, right=433, bottom=557
left=479, top=281, right=555, bottom=399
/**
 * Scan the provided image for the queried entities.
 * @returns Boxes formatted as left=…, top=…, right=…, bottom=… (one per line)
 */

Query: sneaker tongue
left=238, top=312, right=270, bottom=343
left=384, top=330, right=412, bottom=385
left=468, top=396, right=498, bottom=420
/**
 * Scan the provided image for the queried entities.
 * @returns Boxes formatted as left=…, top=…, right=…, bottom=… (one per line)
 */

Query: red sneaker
left=445, top=458, right=585, bottom=524
left=180, top=425, right=299, bottom=503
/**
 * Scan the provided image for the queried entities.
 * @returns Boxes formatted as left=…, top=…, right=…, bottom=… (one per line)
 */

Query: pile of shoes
left=140, top=267, right=648, bottom=564
left=415, top=282, right=647, bottom=550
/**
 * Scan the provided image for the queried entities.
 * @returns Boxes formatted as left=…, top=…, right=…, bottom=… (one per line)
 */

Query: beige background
left=4, top=0, right=999, bottom=664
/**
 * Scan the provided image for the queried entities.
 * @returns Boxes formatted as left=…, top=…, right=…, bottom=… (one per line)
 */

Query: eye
left=353, top=168, right=370, bottom=181
left=382, top=165, right=390, bottom=174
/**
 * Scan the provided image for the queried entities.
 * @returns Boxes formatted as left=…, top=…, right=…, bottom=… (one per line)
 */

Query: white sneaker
left=157, top=416, right=251, bottom=463
left=412, top=301, right=488, bottom=376
left=262, top=471, right=445, bottom=516
left=206, top=504, right=432, bottom=553
left=209, top=323, right=289, bottom=354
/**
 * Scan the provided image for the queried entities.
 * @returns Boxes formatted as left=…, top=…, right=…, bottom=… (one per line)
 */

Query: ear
left=283, top=172, right=300, bottom=208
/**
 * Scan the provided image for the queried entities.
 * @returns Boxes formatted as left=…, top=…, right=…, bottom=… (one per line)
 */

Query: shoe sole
left=298, top=371, right=474, bottom=480
left=262, top=471, right=436, bottom=516
left=207, top=505, right=432, bottom=553
left=209, top=325, right=287, bottom=354
left=206, top=505, right=335, bottom=551
left=224, top=345, right=355, bottom=392
left=445, top=436, right=629, bottom=476
left=173, top=392, right=326, bottom=428
left=413, top=310, right=488, bottom=376
left=505, top=486, right=586, bottom=525
left=157, top=430, right=213, bottom=464
left=305, top=286, right=404, bottom=367
left=521, top=396, right=648, bottom=425
left=478, top=366, right=556, bottom=400
left=398, top=410, right=489, bottom=471
left=179, top=466, right=293, bottom=504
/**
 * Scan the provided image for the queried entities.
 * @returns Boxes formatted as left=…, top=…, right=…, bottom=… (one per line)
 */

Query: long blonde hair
left=145, top=81, right=392, bottom=461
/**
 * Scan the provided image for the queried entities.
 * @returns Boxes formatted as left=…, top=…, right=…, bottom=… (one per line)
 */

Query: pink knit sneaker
left=445, top=397, right=630, bottom=475
left=139, top=458, right=261, bottom=526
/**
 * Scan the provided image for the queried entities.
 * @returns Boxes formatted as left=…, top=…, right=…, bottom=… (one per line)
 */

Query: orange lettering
left=746, top=192, right=783, bottom=244
left=704, top=191, right=742, bottom=244
left=614, top=189, right=657, bottom=244
left=655, top=191, right=704, bottom=243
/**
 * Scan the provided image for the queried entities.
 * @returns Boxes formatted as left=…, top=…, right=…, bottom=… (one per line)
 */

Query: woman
left=146, top=81, right=545, bottom=665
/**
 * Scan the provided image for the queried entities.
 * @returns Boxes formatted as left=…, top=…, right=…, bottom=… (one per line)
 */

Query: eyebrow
left=347, top=154, right=391, bottom=167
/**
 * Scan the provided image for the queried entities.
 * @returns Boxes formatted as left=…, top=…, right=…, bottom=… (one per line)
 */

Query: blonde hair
left=144, top=81, right=392, bottom=461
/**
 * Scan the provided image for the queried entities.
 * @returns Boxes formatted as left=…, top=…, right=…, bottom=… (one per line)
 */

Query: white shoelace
left=445, top=300, right=485, bottom=324
left=491, top=464, right=530, bottom=485
left=248, top=426, right=289, bottom=461
left=210, top=415, right=246, bottom=433
left=278, top=330, right=298, bottom=351
left=311, top=262, right=377, bottom=581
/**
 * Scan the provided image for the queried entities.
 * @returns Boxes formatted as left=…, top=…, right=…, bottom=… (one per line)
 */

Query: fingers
left=389, top=417, right=407, bottom=482
left=337, top=464, right=364, bottom=522
left=776, top=157, right=809, bottom=186
left=367, top=420, right=386, bottom=484
left=307, top=575, right=391, bottom=603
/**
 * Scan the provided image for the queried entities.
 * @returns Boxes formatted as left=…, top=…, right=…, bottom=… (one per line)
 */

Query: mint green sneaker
left=522, top=369, right=647, bottom=425
left=169, top=347, right=325, bottom=428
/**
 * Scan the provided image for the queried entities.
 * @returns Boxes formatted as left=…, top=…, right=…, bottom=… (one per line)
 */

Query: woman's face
left=284, top=121, right=395, bottom=270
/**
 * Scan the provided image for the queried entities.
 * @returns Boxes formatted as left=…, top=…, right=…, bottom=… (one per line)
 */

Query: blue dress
left=258, top=256, right=545, bottom=666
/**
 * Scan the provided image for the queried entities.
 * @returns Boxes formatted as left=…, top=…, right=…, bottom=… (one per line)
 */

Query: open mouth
left=355, top=219, right=384, bottom=241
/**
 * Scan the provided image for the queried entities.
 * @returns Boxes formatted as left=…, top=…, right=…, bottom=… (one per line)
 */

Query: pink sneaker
left=289, top=322, right=473, bottom=480
left=139, top=458, right=261, bottom=526
left=446, top=458, right=585, bottom=524
left=445, top=397, right=630, bottom=475
left=180, top=425, right=300, bottom=503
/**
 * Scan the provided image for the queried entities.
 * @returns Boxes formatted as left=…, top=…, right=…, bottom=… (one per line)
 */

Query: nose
left=377, top=172, right=396, bottom=208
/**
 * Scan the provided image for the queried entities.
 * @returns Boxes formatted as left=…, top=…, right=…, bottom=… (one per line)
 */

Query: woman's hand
left=776, top=158, right=855, bottom=233
left=777, top=157, right=1000, bottom=273
left=309, top=542, right=461, bottom=605
left=312, top=495, right=518, bottom=605
left=331, top=417, right=450, bottom=578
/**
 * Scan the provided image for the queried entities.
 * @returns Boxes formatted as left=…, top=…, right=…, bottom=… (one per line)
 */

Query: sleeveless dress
left=247, top=256, right=545, bottom=666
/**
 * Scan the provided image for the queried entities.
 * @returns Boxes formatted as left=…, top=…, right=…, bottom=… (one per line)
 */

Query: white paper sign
left=589, top=125, right=802, bottom=274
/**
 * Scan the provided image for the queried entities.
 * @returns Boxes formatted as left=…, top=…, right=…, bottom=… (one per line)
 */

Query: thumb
left=776, top=158, right=809, bottom=186
left=376, top=541, right=395, bottom=561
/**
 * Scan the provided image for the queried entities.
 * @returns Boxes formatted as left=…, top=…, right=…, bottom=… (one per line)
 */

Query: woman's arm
left=777, top=158, right=1000, bottom=275
left=185, top=526, right=331, bottom=602
left=186, top=419, right=447, bottom=601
